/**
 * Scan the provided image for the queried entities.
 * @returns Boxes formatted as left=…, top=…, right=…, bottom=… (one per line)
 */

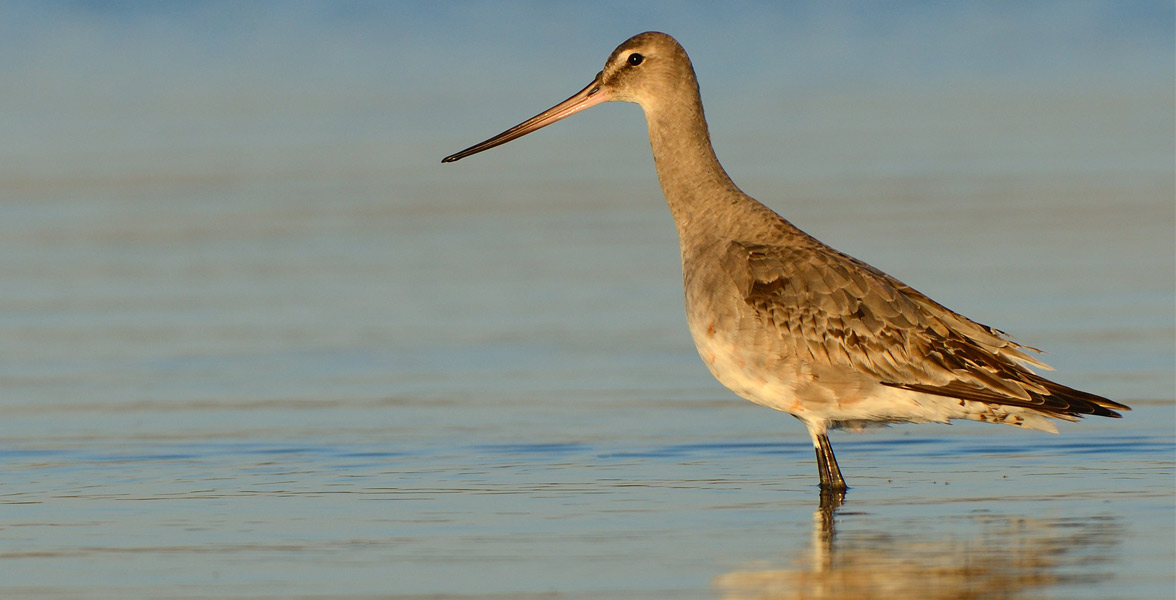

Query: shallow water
left=1, top=4, right=1174, bottom=599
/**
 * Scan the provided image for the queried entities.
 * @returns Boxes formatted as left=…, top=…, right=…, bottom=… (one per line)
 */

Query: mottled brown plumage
left=443, top=32, right=1128, bottom=490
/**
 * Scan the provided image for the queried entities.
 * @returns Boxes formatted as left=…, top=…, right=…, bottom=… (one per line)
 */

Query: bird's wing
left=721, top=240, right=1126, bottom=417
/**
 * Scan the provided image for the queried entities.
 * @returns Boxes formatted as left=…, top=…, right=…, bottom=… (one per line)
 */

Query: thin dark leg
left=815, top=432, right=848, bottom=490
left=814, top=446, right=832, bottom=487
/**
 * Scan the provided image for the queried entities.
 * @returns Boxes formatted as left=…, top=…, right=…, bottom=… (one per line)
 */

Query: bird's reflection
left=716, top=492, right=1120, bottom=600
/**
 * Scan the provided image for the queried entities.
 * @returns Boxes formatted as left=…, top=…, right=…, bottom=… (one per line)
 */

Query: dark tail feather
left=884, top=375, right=1129, bottom=420
left=1022, top=373, right=1130, bottom=418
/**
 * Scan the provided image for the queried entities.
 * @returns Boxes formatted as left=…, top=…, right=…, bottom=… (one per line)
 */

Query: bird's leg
left=804, top=422, right=848, bottom=490
left=812, top=431, right=848, bottom=491
left=814, top=444, right=833, bottom=488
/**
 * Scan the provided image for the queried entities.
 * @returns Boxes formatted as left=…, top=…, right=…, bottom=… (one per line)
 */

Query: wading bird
left=442, top=32, right=1127, bottom=490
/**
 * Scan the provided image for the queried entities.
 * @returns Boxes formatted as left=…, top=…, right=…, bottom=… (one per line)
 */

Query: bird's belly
left=687, top=318, right=971, bottom=427
left=688, top=318, right=809, bottom=414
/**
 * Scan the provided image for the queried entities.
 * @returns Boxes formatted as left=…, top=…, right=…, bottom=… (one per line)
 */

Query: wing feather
left=721, top=240, right=1127, bottom=419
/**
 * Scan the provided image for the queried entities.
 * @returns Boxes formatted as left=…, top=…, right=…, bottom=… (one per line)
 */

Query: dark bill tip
left=441, top=74, right=609, bottom=165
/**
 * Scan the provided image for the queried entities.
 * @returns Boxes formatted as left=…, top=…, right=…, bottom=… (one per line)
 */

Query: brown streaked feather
left=721, top=238, right=1128, bottom=419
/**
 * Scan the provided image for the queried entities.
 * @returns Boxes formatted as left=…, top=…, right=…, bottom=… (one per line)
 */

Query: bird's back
left=678, top=191, right=1127, bottom=430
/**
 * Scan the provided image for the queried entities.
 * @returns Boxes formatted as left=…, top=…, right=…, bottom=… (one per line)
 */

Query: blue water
left=1, top=3, right=1173, bottom=599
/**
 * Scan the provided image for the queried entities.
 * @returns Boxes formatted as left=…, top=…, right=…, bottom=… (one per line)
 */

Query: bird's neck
left=644, top=95, right=750, bottom=249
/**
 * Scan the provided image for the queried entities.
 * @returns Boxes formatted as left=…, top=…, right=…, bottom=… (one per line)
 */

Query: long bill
left=442, top=72, right=611, bottom=163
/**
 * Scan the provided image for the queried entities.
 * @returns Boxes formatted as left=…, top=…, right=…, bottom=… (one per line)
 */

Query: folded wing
left=722, top=239, right=1128, bottom=419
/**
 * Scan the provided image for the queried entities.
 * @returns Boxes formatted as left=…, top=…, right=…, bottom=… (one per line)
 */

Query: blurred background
left=2, top=0, right=1171, bottom=404
left=0, top=2, right=1172, bottom=599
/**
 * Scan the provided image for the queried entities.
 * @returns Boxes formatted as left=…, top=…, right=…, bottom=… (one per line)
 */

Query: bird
left=441, top=32, right=1128, bottom=490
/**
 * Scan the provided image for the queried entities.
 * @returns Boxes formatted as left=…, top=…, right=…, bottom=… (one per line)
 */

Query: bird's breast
left=682, top=266, right=807, bottom=413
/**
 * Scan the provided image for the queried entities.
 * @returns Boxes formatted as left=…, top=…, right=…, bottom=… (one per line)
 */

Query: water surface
left=1, top=3, right=1173, bottom=599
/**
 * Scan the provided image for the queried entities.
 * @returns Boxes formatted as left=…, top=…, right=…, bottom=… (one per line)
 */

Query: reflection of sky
left=3, top=2, right=1171, bottom=137
left=5, top=2, right=1172, bottom=86
left=1, top=2, right=1172, bottom=231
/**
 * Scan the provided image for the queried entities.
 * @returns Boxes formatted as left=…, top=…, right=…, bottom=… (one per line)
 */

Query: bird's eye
left=627, top=53, right=644, bottom=66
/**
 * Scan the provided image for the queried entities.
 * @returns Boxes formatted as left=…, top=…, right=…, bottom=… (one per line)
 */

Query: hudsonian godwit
left=442, top=32, right=1128, bottom=490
